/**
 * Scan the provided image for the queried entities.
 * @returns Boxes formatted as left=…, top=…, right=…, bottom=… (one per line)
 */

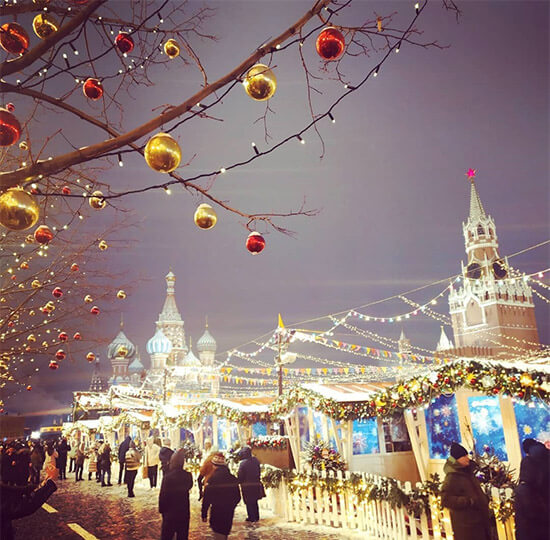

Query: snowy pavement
left=14, top=473, right=371, bottom=539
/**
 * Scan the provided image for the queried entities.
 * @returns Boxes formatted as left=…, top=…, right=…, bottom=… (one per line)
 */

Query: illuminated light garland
left=398, top=296, right=451, bottom=324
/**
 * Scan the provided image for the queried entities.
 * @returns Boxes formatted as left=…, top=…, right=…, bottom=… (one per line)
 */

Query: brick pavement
left=13, top=475, right=366, bottom=539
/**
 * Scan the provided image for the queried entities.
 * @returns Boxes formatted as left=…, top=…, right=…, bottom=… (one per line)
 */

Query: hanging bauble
left=520, top=373, right=534, bottom=387
left=117, top=345, right=128, bottom=357
left=19, top=261, right=29, bottom=270
left=25, top=234, right=34, bottom=244
left=246, top=231, right=266, bottom=254
left=89, top=190, right=106, bottom=209
left=58, top=331, right=68, bottom=342
left=27, top=334, right=36, bottom=342
left=31, top=279, right=40, bottom=288
left=32, top=13, right=59, bottom=39
left=84, top=294, right=93, bottom=303
left=41, top=340, right=48, bottom=347
left=48, top=359, right=59, bottom=370
left=29, top=310, right=36, bottom=316
left=52, top=287, right=63, bottom=298
left=62, top=186, right=71, bottom=195
left=6, top=103, right=15, bottom=112
left=45, top=301, right=55, bottom=311
left=163, top=38, right=180, bottom=58
left=86, top=352, right=95, bottom=362
left=55, top=349, right=66, bottom=361
left=90, top=305, right=100, bottom=315
left=70, top=263, right=79, bottom=272
left=19, top=140, right=28, bottom=150
left=26, top=385, right=32, bottom=391
left=116, top=290, right=126, bottom=299
left=0, top=23, right=30, bottom=55
left=0, top=108, right=22, bottom=147
left=98, top=239, right=108, bottom=251
left=144, top=132, right=181, bottom=173
left=316, top=27, right=345, bottom=61
left=194, top=203, right=217, bottom=230
left=73, top=332, right=82, bottom=340
left=83, top=78, right=104, bottom=101
left=0, top=188, right=39, bottom=231
left=115, top=32, right=134, bottom=54
left=34, top=224, right=54, bottom=244
left=243, top=64, right=277, bottom=101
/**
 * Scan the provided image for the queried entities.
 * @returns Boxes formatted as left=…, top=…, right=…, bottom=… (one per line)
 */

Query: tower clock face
left=466, top=262, right=482, bottom=279
left=492, top=260, right=508, bottom=279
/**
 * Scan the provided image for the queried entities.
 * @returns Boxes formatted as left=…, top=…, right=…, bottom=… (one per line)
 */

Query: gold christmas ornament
left=89, top=190, right=106, bottom=210
left=116, top=290, right=127, bottom=299
left=84, top=294, right=93, bottom=303
left=32, top=13, right=59, bottom=39
left=19, top=140, right=28, bottom=150
left=0, top=187, right=39, bottom=231
left=520, top=373, right=534, bottom=387
left=193, top=203, right=217, bottom=230
left=98, top=239, right=108, bottom=251
left=117, top=345, right=128, bottom=357
left=27, top=334, right=36, bottom=342
left=144, top=132, right=181, bottom=173
left=163, top=38, right=180, bottom=58
left=25, top=234, right=34, bottom=244
left=31, top=280, right=40, bottom=289
left=243, top=64, right=277, bottom=101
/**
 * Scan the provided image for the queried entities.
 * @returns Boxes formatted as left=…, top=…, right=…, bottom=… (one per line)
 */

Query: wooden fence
left=259, top=470, right=516, bottom=540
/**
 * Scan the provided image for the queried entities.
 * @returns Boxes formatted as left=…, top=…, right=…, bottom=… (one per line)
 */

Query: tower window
left=477, top=225, right=485, bottom=236
left=489, top=228, right=493, bottom=237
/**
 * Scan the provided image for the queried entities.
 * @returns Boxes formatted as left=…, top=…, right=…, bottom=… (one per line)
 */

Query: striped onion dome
left=146, top=328, right=173, bottom=355
left=128, top=357, right=144, bottom=372
left=107, top=330, right=136, bottom=360
left=197, top=322, right=216, bottom=353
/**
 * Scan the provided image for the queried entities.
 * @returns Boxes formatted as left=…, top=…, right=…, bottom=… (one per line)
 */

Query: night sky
left=5, top=1, right=549, bottom=423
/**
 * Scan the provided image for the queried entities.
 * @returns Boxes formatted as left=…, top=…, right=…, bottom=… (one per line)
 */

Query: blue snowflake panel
left=468, top=396, right=508, bottom=461
left=312, top=410, right=326, bottom=442
left=352, top=418, right=379, bottom=455
left=514, top=398, right=550, bottom=454
left=297, top=406, right=310, bottom=451
left=425, top=394, right=461, bottom=459
left=252, top=422, right=267, bottom=437
left=217, top=417, right=229, bottom=450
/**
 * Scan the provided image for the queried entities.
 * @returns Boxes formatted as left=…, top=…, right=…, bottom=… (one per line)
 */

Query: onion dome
left=107, top=329, right=136, bottom=360
left=182, top=347, right=201, bottom=367
left=146, top=328, right=173, bottom=355
left=128, top=357, right=144, bottom=372
left=197, top=323, right=216, bottom=353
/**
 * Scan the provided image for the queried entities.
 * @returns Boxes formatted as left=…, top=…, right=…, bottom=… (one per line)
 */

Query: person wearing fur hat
left=514, top=438, right=550, bottom=540
left=201, top=453, right=241, bottom=539
left=237, top=446, right=264, bottom=522
left=158, top=449, right=193, bottom=540
left=441, top=442, right=493, bottom=540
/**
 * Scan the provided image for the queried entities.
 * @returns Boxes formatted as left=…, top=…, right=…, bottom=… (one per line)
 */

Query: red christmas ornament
left=115, top=32, right=134, bottom=54
left=34, top=225, right=54, bottom=244
left=62, top=186, right=71, bottom=195
left=83, top=78, right=104, bottom=100
left=86, top=352, right=95, bottom=362
left=316, top=27, right=345, bottom=61
left=0, top=108, right=22, bottom=147
left=7, top=321, right=14, bottom=327
left=246, top=231, right=266, bottom=255
left=20, top=261, right=29, bottom=270
left=90, top=305, right=100, bottom=315
left=58, top=331, right=68, bottom=342
left=70, top=263, right=79, bottom=272
left=492, top=387, right=500, bottom=394
left=48, top=360, right=59, bottom=370
left=26, top=385, right=32, bottom=391
left=52, top=287, right=63, bottom=298
left=55, top=349, right=66, bottom=360
left=6, top=103, right=15, bottom=112
left=73, top=332, right=82, bottom=340
left=0, top=22, right=30, bottom=55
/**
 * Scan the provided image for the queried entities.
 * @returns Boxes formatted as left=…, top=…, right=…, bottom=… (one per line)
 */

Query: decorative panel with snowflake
left=425, top=394, right=461, bottom=459
left=468, top=396, right=508, bottom=461
left=217, top=418, right=239, bottom=450
left=298, top=406, right=310, bottom=451
left=252, top=422, right=267, bottom=437
left=312, top=410, right=327, bottom=442
left=514, top=398, right=550, bottom=453
left=352, top=418, right=380, bottom=455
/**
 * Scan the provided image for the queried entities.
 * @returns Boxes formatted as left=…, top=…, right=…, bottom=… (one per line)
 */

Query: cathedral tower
left=448, top=176, right=540, bottom=358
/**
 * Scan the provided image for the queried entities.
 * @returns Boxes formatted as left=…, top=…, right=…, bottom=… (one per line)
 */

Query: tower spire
left=468, top=176, right=486, bottom=222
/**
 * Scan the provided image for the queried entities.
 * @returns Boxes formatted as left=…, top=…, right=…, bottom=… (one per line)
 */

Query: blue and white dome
left=182, top=348, right=201, bottom=367
left=197, top=325, right=216, bottom=353
left=146, top=328, right=173, bottom=355
left=107, top=330, right=137, bottom=360
left=128, top=357, right=145, bottom=372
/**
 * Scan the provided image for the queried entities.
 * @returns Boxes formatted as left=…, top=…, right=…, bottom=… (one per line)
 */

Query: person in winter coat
left=43, top=445, right=58, bottom=483
left=144, top=436, right=161, bottom=488
left=68, top=441, right=77, bottom=473
left=158, top=449, right=193, bottom=540
left=201, top=453, right=241, bottom=540
left=441, top=443, right=493, bottom=540
left=514, top=438, right=550, bottom=540
left=198, top=449, right=218, bottom=500
left=124, top=441, right=142, bottom=498
left=56, top=438, right=69, bottom=480
left=99, top=442, right=112, bottom=487
left=1, top=476, right=57, bottom=540
left=117, top=435, right=132, bottom=485
left=30, top=444, right=43, bottom=485
left=13, top=443, right=31, bottom=486
left=87, top=446, right=99, bottom=481
left=159, top=439, right=174, bottom=478
left=74, top=443, right=85, bottom=482
left=237, top=446, right=264, bottom=522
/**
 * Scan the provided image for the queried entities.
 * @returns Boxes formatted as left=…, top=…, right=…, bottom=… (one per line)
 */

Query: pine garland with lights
left=305, top=441, right=346, bottom=472
left=247, top=435, right=288, bottom=450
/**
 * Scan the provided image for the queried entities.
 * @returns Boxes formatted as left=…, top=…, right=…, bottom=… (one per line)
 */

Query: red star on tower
left=466, top=168, right=476, bottom=180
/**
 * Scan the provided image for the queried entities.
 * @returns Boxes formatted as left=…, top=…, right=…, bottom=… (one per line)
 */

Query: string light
left=118, top=153, right=124, bottom=167
left=251, top=142, right=260, bottom=155
left=297, top=135, right=305, bottom=144
left=328, top=112, right=336, bottom=123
